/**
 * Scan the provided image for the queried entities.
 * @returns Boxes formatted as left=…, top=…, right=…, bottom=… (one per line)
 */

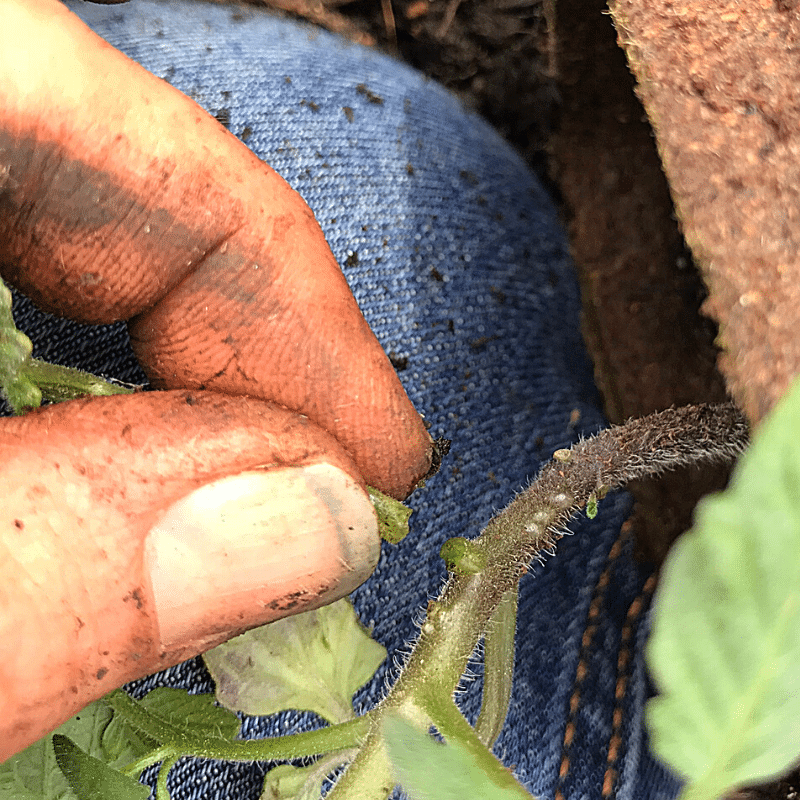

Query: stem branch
left=331, top=403, right=748, bottom=799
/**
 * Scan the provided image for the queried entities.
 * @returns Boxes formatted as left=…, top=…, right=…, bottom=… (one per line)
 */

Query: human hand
left=0, top=0, right=431, bottom=760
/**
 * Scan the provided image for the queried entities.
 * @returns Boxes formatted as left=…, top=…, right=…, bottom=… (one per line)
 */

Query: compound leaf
left=0, top=698, right=151, bottom=800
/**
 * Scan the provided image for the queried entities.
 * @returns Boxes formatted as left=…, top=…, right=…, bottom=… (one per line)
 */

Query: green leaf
left=204, top=597, right=386, bottom=724
left=368, top=486, right=413, bottom=544
left=138, top=687, right=241, bottom=742
left=262, top=764, right=322, bottom=800
left=646, top=376, right=800, bottom=799
left=52, top=735, right=149, bottom=800
left=260, top=753, right=350, bottom=800
left=383, top=714, right=532, bottom=800
left=0, top=736, right=71, bottom=800
left=0, top=698, right=152, bottom=800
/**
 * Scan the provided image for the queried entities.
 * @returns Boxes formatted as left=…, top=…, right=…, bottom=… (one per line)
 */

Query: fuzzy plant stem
left=329, top=402, right=750, bottom=799
left=105, top=689, right=368, bottom=769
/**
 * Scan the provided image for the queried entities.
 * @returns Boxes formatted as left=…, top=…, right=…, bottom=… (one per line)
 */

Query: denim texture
left=8, top=2, right=682, bottom=797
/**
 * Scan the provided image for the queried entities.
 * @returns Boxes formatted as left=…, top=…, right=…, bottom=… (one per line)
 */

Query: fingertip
left=364, top=420, right=434, bottom=500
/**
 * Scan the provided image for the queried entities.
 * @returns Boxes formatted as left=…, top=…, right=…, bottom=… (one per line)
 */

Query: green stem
left=155, top=754, right=181, bottom=800
left=475, top=586, right=517, bottom=748
left=122, top=746, right=175, bottom=779
left=330, top=403, right=749, bottom=799
left=105, top=690, right=370, bottom=763
left=22, top=358, right=136, bottom=402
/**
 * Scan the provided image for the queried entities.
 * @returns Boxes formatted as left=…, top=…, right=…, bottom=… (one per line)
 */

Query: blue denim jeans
left=9, top=2, right=680, bottom=797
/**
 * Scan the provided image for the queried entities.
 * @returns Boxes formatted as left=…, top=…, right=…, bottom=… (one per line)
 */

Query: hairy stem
left=22, top=358, right=137, bottom=402
left=105, top=690, right=370, bottom=764
left=331, top=403, right=749, bottom=799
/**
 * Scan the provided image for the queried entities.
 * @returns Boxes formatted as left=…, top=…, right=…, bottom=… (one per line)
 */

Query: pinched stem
left=22, top=358, right=136, bottom=403
left=0, top=276, right=138, bottom=413
left=331, top=402, right=749, bottom=799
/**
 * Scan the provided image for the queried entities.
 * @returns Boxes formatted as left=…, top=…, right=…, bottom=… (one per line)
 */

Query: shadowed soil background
left=204, top=0, right=799, bottom=796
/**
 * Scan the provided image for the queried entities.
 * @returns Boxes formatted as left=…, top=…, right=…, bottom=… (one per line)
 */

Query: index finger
left=0, top=0, right=432, bottom=498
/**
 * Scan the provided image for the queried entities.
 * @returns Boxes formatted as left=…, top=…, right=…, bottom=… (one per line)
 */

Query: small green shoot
left=0, top=276, right=136, bottom=414
left=439, top=537, right=487, bottom=575
left=585, top=485, right=608, bottom=520
left=368, top=486, right=413, bottom=543
left=0, top=277, right=40, bottom=413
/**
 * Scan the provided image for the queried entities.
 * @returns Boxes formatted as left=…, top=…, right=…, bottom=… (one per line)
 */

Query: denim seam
left=602, top=568, right=657, bottom=798
left=554, top=529, right=628, bottom=800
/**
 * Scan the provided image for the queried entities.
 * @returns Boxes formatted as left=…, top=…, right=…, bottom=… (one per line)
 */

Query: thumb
left=0, top=391, right=379, bottom=760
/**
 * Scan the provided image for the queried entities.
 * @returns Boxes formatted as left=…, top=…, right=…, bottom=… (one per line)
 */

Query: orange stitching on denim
left=603, top=768, right=617, bottom=796
left=554, top=531, right=626, bottom=798
left=601, top=570, right=657, bottom=798
left=559, top=756, right=570, bottom=779
left=564, top=721, right=576, bottom=748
